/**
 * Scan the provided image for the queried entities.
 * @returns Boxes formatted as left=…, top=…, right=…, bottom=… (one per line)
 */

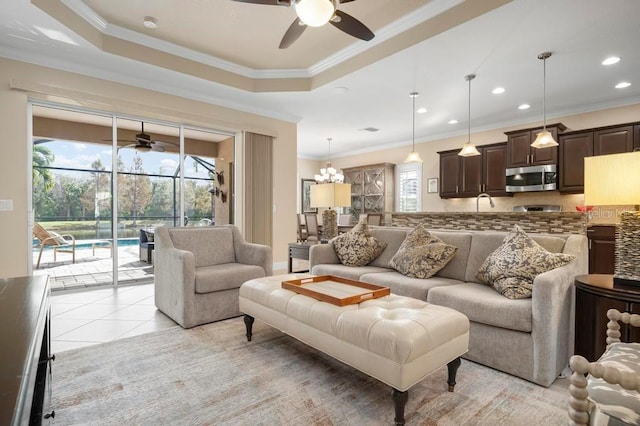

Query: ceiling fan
left=117, top=122, right=175, bottom=153
left=232, top=0, right=374, bottom=48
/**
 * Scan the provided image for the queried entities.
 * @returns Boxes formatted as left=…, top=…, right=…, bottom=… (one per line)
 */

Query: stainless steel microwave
left=505, top=164, right=557, bottom=192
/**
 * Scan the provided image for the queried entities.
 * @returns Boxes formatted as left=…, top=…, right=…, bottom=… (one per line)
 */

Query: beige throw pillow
left=389, top=224, right=458, bottom=279
left=476, top=225, right=575, bottom=299
left=333, top=221, right=387, bottom=267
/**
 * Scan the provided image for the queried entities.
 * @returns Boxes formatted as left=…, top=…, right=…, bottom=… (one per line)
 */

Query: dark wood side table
left=574, top=274, right=640, bottom=361
left=288, top=242, right=318, bottom=273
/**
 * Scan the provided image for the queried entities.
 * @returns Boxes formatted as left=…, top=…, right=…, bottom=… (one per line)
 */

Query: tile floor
left=51, top=283, right=177, bottom=354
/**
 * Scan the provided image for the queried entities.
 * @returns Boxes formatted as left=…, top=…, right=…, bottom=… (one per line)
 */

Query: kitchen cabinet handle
left=531, top=153, right=535, bottom=163
left=456, top=185, right=459, bottom=193
left=479, top=184, right=482, bottom=192
left=588, top=239, right=592, bottom=250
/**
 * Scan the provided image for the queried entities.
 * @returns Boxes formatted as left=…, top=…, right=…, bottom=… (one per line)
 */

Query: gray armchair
left=154, top=225, right=272, bottom=328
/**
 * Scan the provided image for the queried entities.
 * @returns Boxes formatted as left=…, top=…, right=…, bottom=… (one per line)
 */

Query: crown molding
left=63, top=0, right=464, bottom=80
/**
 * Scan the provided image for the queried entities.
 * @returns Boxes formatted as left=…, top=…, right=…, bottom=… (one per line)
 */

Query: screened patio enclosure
left=31, top=105, right=234, bottom=290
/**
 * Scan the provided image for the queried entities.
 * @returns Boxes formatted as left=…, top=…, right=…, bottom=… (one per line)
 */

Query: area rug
left=51, top=317, right=569, bottom=425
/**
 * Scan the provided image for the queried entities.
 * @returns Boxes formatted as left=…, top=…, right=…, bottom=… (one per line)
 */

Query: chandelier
left=314, top=138, right=344, bottom=183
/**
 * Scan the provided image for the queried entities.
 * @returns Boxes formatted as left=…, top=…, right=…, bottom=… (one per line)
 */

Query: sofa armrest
left=235, top=241, right=273, bottom=276
left=309, top=242, right=339, bottom=271
left=531, top=235, right=588, bottom=386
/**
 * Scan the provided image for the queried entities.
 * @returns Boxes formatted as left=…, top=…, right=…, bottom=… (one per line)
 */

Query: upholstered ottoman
left=239, top=274, right=470, bottom=425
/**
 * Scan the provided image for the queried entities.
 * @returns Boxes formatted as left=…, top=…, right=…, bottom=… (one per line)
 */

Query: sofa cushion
left=195, top=263, right=265, bottom=293
left=427, top=283, right=533, bottom=332
left=389, top=225, right=457, bottom=279
left=431, top=232, right=472, bottom=282
left=333, top=221, right=387, bottom=267
left=169, top=227, right=235, bottom=267
left=476, top=226, right=576, bottom=299
left=361, top=271, right=462, bottom=301
left=311, top=264, right=392, bottom=281
left=464, top=230, right=568, bottom=283
left=369, top=227, right=410, bottom=268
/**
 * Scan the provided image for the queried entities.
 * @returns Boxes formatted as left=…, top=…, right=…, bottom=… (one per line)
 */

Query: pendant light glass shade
left=314, top=138, right=344, bottom=183
left=531, top=52, right=558, bottom=148
left=295, top=0, right=335, bottom=27
left=404, top=92, right=424, bottom=163
left=458, top=74, right=481, bottom=157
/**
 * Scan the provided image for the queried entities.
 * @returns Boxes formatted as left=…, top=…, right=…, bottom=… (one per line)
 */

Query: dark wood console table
left=574, top=274, right=640, bottom=361
left=288, top=242, right=319, bottom=273
left=0, top=275, right=53, bottom=425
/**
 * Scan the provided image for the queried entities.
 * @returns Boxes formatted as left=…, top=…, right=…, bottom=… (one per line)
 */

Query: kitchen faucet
left=476, top=193, right=495, bottom=212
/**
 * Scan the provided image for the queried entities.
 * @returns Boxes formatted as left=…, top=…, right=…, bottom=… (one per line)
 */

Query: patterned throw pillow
left=476, top=225, right=575, bottom=299
left=333, top=221, right=387, bottom=267
left=389, top=224, right=458, bottom=279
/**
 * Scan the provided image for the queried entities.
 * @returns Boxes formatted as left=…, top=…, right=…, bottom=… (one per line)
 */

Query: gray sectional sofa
left=309, top=226, right=588, bottom=387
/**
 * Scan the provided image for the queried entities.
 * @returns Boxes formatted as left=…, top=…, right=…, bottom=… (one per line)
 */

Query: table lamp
left=584, top=151, right=640, bottom=285
left=310, top=182, right=351, bottom=240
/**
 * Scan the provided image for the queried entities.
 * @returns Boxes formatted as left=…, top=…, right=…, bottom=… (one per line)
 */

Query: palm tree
left=33, top=144, right=55, bottom=191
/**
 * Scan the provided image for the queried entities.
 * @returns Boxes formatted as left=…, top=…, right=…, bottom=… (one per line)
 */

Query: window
left=396, top=163, right=422, bottom=212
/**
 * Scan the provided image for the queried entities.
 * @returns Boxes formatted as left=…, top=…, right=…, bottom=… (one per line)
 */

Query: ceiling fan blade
left=231, top=0, right=291, bottom=5
left=280, top=18, right=307, bottom=49
left=151, top=144, right=165, bottom=152
left=338, top=0, right=357, bottom=3
left=331, top=9, right=374, bottom=41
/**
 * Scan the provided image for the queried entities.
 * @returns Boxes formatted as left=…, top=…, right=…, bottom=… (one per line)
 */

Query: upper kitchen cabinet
left=505, top=123, right=566, bottom=168
left=559, top=123, right=637, bottom=193
left=438, top=142, right=509, bottom=199
left=635, top=125, right=640, bottom=150
left=594, top=125, right=634, bottom=155
left=558, top=131, right=593, bottom=193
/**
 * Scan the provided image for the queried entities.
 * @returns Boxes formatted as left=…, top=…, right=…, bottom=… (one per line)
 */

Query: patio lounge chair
left=33, top=222, right=76, bottom=268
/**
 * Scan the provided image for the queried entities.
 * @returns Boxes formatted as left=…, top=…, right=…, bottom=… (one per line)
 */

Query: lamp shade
left=531, top=130, right=558, bottom=148
left=584, top=152, right=640, bottom=205
left=404, top=151, right=424, bottom=163
left=310, top=183, right=351, bottom=208
left=458, top=142, right=481, bottom=157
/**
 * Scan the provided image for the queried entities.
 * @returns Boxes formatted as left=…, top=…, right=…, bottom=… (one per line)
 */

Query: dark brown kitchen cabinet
left=505, top=123, right=566, bottom=168
left=594, top=125, right=634, bottom=155
left=439, top=150, right=460, bottom=198
left=438, top=143, right=509, bottom=198
left=587, top=225, right=615, bottom=274
left=634, top=124, right=640, bottom=150
left=558, top=131, right=593, bottom=193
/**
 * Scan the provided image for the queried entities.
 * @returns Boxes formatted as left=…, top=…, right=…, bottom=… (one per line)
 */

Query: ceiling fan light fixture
left=295, top=0, right=335, bottom=27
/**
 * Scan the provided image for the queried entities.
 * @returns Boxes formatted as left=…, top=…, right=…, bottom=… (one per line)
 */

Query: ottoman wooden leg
left=447, top=357, right=462, bottom=392
left=244, top=315, right=255, bottom=342
left=391, top=388, right=408, bottom=426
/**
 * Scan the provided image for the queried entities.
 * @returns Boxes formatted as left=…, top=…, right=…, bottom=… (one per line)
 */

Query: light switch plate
left=0, top=199, right=13, bottom=211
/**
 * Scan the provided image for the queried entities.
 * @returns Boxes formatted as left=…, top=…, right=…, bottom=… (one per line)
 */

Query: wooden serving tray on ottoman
left=281, top=275, right=390, bottom=306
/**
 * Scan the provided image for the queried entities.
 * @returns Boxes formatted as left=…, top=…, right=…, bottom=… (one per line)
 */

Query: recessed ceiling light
left=518, top=104, right=530, bottom=110
left=492, top=87, right=506, bottom=94
left=417, top=107, right=427, bottom=114
left=143, top=16, right=158, bottom=29
left=448, top=119, right=458, bottom=124
left=602, top=56, right=621, bottom=66
left=615, top=81, right=631, bottom=89
left=331, top=86, right=349, bottom=94
left=360, top=127, right=380, bottom=132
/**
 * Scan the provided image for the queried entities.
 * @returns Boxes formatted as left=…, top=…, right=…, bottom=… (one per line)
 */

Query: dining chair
left=296, top=214, right=307, bottom=242
left=338, top=214, right=352, bottom=226
left=304, top=213, right=320, bottom=242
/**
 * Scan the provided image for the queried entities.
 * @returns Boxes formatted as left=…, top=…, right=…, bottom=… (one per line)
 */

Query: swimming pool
left=33, top=237, right=139, bottom=251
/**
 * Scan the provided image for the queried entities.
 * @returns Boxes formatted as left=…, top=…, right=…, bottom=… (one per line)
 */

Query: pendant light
left=404, top=92, right=424, bottom=163
left=458, top=74, right=481, bottom=157
left=531, top=52, right=558, bottom=148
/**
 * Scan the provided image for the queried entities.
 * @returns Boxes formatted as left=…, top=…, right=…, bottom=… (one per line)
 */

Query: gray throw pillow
left=389, top=224, right=457, bottom=279
left=333, top=221, right=387, bottom=267
left=476, top=225, right=575, bottom=299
